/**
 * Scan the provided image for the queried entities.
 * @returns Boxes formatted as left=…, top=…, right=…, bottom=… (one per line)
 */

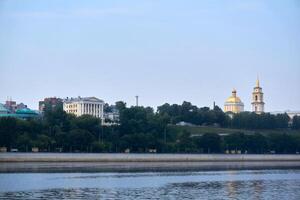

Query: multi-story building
left=63, top=96, right=104, bottom=119
left=5, top=100, right=17, bottom=112
left=39, top=97, right=63, bottom=112
left=4, top=99, right=28, bottom=113
left=252, top=78, right=265, bottom=114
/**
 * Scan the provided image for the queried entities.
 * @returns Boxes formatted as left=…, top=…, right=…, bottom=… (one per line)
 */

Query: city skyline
left=1, top=0, right=300, bottom=111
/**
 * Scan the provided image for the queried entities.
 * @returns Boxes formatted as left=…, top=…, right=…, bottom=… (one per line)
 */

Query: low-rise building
left=63, top=96, right=104, bottom=119
left=3, top=99, right=28, bottom=113
left=104, top=105, right=119, bottom=121
left=0, top=103, right=39, bottom=119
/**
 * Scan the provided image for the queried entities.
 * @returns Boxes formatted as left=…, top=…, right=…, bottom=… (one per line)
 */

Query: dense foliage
left=157, top=102, right=291, bottom=129
left=0, top=101, right=299, bottom=153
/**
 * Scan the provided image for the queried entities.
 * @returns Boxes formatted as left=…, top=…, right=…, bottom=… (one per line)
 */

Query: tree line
left=157, top=102, right=296, bottom=129
left=0, top=101, right=299, bottom=153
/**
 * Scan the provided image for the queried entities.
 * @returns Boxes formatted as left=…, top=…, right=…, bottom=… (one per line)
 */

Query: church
left=224, top=78, right=264, bottom=114
left=224, top=89, right=244, bottom=113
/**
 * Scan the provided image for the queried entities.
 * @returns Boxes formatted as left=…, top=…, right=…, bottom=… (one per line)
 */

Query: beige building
left=63, top=97, right=104, bottom=119
left=224, top=89, right=244, bottom=113
left=252, top=78, right=265, bottom=114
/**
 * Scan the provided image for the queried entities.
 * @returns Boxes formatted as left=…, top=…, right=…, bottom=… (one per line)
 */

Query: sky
left=0, top=0, right=299, bottom=112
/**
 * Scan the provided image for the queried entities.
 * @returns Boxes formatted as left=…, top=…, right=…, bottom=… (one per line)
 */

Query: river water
left=0, top=170, right=300, bottom=199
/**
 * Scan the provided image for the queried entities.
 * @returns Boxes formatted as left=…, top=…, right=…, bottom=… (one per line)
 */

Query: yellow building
left=224, top=89, right=244, bottom=113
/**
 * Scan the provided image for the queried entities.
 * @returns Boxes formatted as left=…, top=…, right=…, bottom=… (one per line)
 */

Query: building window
left=255, top=95, right=258, bottom=101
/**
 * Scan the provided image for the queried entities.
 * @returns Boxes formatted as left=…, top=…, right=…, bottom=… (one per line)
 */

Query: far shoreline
left=1, top=153, right=300, bottom=173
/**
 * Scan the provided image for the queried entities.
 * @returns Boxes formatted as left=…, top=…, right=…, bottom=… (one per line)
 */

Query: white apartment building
left=63, top=97, right=104, bottom=119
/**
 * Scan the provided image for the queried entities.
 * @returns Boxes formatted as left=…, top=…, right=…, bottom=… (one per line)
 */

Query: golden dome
left=226, top=96, right=242, bottom=103
left=225, top=89, right=243, bottom=103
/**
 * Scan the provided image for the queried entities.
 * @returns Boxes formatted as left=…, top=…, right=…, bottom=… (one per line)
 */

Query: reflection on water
left=1, top=170, right=300, bottom=200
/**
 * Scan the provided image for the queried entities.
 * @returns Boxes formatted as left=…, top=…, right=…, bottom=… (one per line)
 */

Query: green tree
left=74, top=115, right=101, bottom=136
left=34, top=134, right=53, bottom=151
left=68, top=129, right=95, bottom=152
left=0, top=117, right=18, bottom=148
left=54, top=131, right=69, bottom=151
left=16, top=132, right=32, bottom=152
left=115, top=101, right=126, bottom=112
left=224, top=132, right=246, bottom=152
left=292, top=116, right=300, bottom=129
left=268, top=134, right=297, bottom=153
left=197, top=133, right=221, bottom=153
left=91, top=141, right=111, bottom=152
left=177, top=130, right=196, bottom=153
left=245, top=133, right=267, bottom=153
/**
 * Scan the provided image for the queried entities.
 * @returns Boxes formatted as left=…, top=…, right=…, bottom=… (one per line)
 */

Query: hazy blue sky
left=1, top=0, right=299, bottom=111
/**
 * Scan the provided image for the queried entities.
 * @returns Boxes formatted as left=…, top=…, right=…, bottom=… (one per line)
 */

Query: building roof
left=64, top=96, right=104, bottom=103
left=0, top=107, right=39, bottom=118
left=15, top=108, right=38, bottom=115
left=225, top=96, right=243, bottom=104
left=256, top=78, right=260, bottom=87
left=0, top=103, right=9, bottom=113
left=254, top=77, right=262, bottom=89
left=225, top=89, right=243, bottom=104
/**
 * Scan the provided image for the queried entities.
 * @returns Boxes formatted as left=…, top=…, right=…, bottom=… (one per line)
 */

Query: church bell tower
left=252, top=77, right=265, bottom=114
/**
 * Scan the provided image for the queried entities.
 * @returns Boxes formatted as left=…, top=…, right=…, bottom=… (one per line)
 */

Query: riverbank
left=2, top=153, right=300, bottom=162
left=1, top=153, right=300, bottom=172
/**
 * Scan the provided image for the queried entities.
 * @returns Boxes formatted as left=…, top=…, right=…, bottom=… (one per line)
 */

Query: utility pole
left=98, top=124, right=104, bottom=144
left=135, top=95, right=139, bottom=107
left=164, top=126, right=167, bottom=144
left=98, top=120, right=102, bottom=143
left=98, top=125, right=101, bottom=143
left=101, top=125, right=104, bottom=144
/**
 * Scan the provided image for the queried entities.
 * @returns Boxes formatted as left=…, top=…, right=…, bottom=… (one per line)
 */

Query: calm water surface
left=0, top=170, right=300, bottom=199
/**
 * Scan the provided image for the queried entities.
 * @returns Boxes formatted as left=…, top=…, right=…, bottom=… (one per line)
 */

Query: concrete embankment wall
left=1, top=153, right=300, bottom=162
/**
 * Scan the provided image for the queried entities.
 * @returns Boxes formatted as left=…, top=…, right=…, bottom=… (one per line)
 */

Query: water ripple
left=1, top=170, right=300, bottom=200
